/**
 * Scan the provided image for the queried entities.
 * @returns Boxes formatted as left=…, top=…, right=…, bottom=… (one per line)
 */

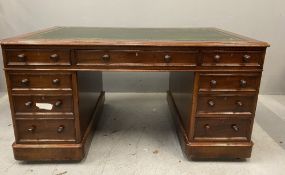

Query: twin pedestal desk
left=1, top=27, right=269, bottom=161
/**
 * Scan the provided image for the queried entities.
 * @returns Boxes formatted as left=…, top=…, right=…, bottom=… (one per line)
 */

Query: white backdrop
left=0, top=0, right=284, bottom=94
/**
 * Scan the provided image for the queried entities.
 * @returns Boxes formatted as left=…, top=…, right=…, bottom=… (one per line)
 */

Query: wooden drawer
left=202, top=50, right=264, bottom=67
left=197, top=94, right=256, bottom=114
left=194, top=118, right=251, bottom=141
left=5, top=49, right=71, bottom=66
left=199, top=73, right=261, bottom=92
left=15, top=118, right=76, bottom=143
left=9, top=73, right=72, bottom=90
left=13, top=94, right=73, bottom=114
left=75, top=50, right=198, bottom=66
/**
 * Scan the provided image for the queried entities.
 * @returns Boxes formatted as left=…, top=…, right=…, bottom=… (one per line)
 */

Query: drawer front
left=199, top=74, right=261, bottom=92
left=202, top=51, right=263, bottom=67
left=194, top=118, right=251, bottom=140
left=16, top=119, right=76, bottom=143
left=5, top=49, right=71, bottom=66
left=9, top=73, right=72, bottom=90
left=13, top=95, right=73, bottom=114
left=75, top=50, right=198, bottom=66
left=197, top=95, right=256, bottom=114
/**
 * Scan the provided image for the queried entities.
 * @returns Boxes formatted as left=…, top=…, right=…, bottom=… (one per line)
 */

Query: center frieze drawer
left=75, top=50, right=199, bottom=66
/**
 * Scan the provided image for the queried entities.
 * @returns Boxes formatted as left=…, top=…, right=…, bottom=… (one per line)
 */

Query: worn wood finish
left=198, top=73, right=261, bottom=93
left=12, top=94, right=74, bottom=114
left=196, top=94, right=256, bottom=114
left=194, top=117, right=252, bottom=141
left=9, top=72, right=72, bottom=90
left=5, top=49, right=71, bottom=66
left=15, top=118, right=76, bottom=143
left=2, top=45, right=267, bottom=71
left=202, top=50, right=264, bottom=67
left=75, top=50, right=199, bottom=67
left=1, top=27, right=268, bottom=161
left=167, top=91, right=253, bottom=159
left=12, top=92, right=105, bottom=161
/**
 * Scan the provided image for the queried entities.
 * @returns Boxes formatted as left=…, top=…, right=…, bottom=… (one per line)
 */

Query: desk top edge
left=0, top=26, right=270, bottom=47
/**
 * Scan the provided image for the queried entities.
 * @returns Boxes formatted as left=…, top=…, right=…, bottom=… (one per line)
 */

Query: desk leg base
left=167, top=91, right=253, bottom=160
left=12, top=92, right=105, bottom=161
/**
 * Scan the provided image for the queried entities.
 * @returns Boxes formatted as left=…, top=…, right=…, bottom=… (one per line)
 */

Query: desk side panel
left=77, top=72, right=103, bottom=138
left=169, top=72, right=194, bottom=132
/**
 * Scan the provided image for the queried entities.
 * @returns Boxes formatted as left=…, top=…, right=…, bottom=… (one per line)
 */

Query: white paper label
left=36, top=103, right=53, bottom=110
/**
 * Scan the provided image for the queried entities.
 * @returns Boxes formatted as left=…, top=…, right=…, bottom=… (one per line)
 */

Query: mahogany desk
left=0, top=27, right=269, bottom=161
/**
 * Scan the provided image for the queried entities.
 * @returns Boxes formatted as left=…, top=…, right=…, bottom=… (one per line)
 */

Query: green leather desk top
left=1, top=27, right=269, bottom=47
left=26, top=27, right=243, bottom=41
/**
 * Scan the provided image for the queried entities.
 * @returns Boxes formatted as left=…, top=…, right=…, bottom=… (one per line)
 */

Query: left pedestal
left=5, top=70, right=104, bottom=161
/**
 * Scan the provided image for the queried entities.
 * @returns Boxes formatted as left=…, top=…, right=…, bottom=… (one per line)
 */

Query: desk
left=1, top=27, right=269, bottom=161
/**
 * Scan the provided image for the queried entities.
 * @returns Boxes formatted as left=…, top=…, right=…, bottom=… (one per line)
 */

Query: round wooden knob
left=210, top=80, right=217, bottom=87
left=52, top=79, right=60, bottom=85
left=102, top=54, right=110, bottom=62
left=25, top=101, right=33, bottom=108
left=50, top=54, right=59, bottom=62
left=236, top=100, right=243, bottom=107
left=54, top=100, right=62, bottom=107
left=243, top=54, right=251, bottom=62
left=17, top=53, right=26, bottom=61
left=240, top=79, right=247, bottom=88
left=57, top=125, right=65, bottom=133
left=164, top=55, right=172, bottom=63
left=27, top=125, right=36, bottom=133
left=214, top=55, right=220, bottom=62
left=231, top=124, right=239, bottom=132
left=21, top=78, right=29, bottom=86
left=204, top=124, right=211, bottom=130
left=208, top=100, right=215, bottom=107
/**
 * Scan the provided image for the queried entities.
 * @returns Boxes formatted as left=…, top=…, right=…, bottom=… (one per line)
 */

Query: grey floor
left=1, top=93, right=285, bottom=175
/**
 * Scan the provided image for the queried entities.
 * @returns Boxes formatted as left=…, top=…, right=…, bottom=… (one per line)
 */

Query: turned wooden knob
left=102, top=54, right=110, bottom=62
left=54, top=100, right=62, bottom=107
left=214, top=54, right=220, bottom=62
left=17, top=53, right=26, bottom=61
left=243, top=54, right=251, bottom=62
left=240, top=79, right=247, bottom=88
left=25, top=101, right=33, bottom=108
left=50, top=54, right=59, bottom=62
left=52, top=79, right=60, bottom=85
left=164, top=55, right=172, bottom=63
left=21, top=78, right=29, bottom=86
left=210, top=80, right=217, bottom=87
left=204, top=124, right=211, bottom=130
left=27, top=125, right=36, bottom=133
left=208, top=99, right=215, bottom=107
left=231, top=124, right=239, bottom=132
left=57, top=125, right=65, bottom=133
left=236, top=100, right=243, bottom=107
